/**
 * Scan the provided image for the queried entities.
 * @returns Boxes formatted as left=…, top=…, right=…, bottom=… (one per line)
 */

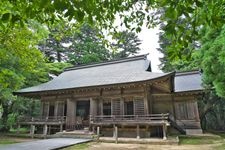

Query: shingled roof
left=15, top=55, right=204, bottom=95
left=174, top=70, right=203, bottom=92
left=15, top=55, right=172, bottom=94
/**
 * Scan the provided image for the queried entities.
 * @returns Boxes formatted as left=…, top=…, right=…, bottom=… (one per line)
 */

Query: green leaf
left=2, top=13, right=11, bottom=22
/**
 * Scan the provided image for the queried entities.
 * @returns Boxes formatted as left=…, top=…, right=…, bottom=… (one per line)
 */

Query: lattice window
left=42, top=102, right=49, bottom=117
left=175, top=102, right=195, bottom=120
left=124, top=100, right=134, bottom=115
left=134, top=97, right=145, bottom=115
left=103, top=100, right=111, bottom=115
left=57, top=101, right=64, bottom=116
left=112, top=98, right=121, bottom=115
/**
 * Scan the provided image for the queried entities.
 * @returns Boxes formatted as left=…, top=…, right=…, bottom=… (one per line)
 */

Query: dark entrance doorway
left=49, top=104, right=55, bottom=117
left=76, top=100, right=90, bottom=127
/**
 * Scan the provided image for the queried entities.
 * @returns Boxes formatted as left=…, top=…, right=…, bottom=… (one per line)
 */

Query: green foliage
left=200, top=25, right=225, bottom=97
left=67, top=24, right=111, bottom=65
left=2, top=0, right=224, bottom=61
left=0, top=22, right=48, bottom=131
left=46, top=62, right=73, bottom=76
left=38, top=20, right=74, bottom=62
left=111, top=30, right=141, bottom=59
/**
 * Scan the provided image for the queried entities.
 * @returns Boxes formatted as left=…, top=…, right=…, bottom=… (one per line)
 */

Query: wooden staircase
left=168, top=116, right=186, bottom=134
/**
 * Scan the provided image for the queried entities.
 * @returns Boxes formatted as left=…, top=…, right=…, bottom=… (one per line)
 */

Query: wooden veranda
left=90, top=113, right=170, bottom=140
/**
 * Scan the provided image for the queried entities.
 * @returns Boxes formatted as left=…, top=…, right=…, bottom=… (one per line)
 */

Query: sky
left=113, top=14, right=163, bottom=72
left=138, top=26, right=163, bottom=72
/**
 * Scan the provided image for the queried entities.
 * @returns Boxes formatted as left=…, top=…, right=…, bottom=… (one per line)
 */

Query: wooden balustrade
left=90, top=113, right=169, bottom=125
left=18, top=116, right=66, bottom=125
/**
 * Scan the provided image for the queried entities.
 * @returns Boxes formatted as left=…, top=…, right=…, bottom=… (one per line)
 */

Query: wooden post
left=92, top=126, right=95, bottom=133
left=97, top=126, right=100, bottom=141
left=48, top=125, right=51, bottom=135
left=113, top=124, right=115, bottom=138
left=60, top=123, right=63, bottom=132
left=30, top=125, right=35, bottom=139
left=136, top=125, right=140, bottom=139
left=172, top=94, right=176, bottom=120
left=43, top=124, right=48, bottom=139
left=148, top=85, right=153, bottom=114
left=54, top=101, right=59, bottom=117
left=144, top=85, right=149, bottom=114
left=162, top=124, right=167, bottom=140
left=66, top=99, right=76, bottom=130
left=115, top=126, right=118, bottom=144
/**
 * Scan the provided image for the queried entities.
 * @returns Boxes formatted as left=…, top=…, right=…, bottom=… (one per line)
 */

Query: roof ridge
left=175, top=70, right=200, bottom=76
left=64, top=54, right=149, bottom=71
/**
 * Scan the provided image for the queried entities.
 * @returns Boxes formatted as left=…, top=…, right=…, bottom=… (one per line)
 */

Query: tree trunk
left=0, top=103, right=10, bottom=132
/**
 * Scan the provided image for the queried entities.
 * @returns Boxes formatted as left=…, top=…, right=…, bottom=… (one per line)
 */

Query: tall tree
left=2, top=0, right=225, bottom=98
left=67, top=24, right=111, bottom=65
left=0, top=24, right=48, bottom=131
left=200, top=25, right=225, bottom=98
left=111, top=30, right=141, bottom=59
left=38, top=21, right=73, bottom=62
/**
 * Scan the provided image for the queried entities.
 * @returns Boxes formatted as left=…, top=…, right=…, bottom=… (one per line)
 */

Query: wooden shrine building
left=15, top=54, right=203, bottom=139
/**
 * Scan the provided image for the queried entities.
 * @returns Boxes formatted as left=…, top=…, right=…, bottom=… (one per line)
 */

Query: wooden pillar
left=194, top=101, right=200, bottom=122
left=100, top=89, right=103, bottom=115
left=92, top=126, right=95, bottom=133
left=162, top=124, right=167, bottom=140
left=98, top=97, right=103, bottom=115
left=48, top=125, right=51, bottom=134
left=30, top=125, right=35, bottom=138
left=46, top=102, right=50, bottom=117
left=115, top=126, right=118, bottom=144
left=60, top=123, right=63, bottom=132
left=144, top=85, right=149, bottom=114
left=97, top=126, right=100, bottom=141
left=66, top=98, right=76, bottom=130
left=120, top=88, right=124, bottom=115
left=148, top=85, right=153, bottom=114
left=54, top=101, right=59, bottom=118
left=113, top=124, right=116, bottom=138
left=172, top=94, right=176, bottom=120
left=120, top=98, right=124, bottom=115
left=43, top=124, right=48, bottom=139
left=90, top=98, right=97, bottom=117
left=136, top=125, right=140, bottom=139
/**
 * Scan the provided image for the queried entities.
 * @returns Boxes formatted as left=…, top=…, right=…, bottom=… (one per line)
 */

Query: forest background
left=0, top=0, right=225, bottom=132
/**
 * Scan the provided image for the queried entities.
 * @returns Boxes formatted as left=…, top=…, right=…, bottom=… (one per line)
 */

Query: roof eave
left=14, top=72, right=174, bottom=97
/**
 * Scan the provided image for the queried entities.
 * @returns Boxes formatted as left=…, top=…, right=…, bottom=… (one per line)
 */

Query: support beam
left=162, top=124, right=167, bottom=140
left=48, top=125, right=51, bottom=135
left=66, top=99, right=76, bottom=130
left=148, top=85, right=153, bottom=114
left=144, top=85, right=149, bottom=114
left=113, top=124, right=116, bottom=138
left=172, top=94, right=176, bottom=120
left=30, top=125, right=35, bottom=139
left=115, top=126, right=118, bottom=144
left=43, top=124, right=48, bottom=139
left=97, top=126, right=100, bottom=141
left=60, top=123, right=63, bottom=132
left=54, top=101, right=59, bottom=117
left=136, top=125, right=140, bottom=139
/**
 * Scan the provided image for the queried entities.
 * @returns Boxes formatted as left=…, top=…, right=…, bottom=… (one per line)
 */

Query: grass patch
left=61, top=142, right=90, bottom=150
left=179, top=135, right=222, bottom=145
left=10, top=127, right=29, bottom=134
left=215, top=142, right=225, bottom=150
left=0, top=138, right=19, bottom=145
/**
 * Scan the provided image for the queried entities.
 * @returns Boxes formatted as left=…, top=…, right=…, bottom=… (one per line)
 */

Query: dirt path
left=87, top=142, right=222, bottom=150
